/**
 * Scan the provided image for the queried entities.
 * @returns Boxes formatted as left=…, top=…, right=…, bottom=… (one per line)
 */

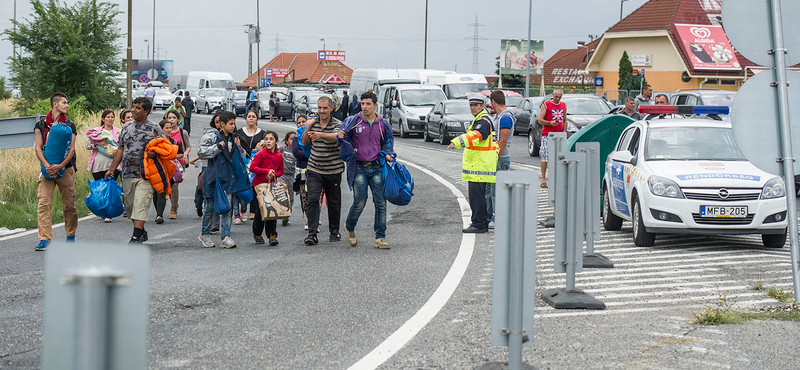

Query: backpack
left=378, top=151, right=414, bottom=206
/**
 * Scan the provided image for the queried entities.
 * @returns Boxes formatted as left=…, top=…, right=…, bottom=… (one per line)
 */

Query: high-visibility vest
left=451, top=109, right=499, bottom=183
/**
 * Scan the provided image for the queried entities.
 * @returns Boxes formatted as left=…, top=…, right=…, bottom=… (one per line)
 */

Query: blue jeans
left=486, top=157, right=511, bottom=222
left=202, top=193, right=232, bottom=239
left=345, top=164, right=387, bottom=238
left=231, top=193, right=247, bottom=217
left=245, top=101, right=255, bottom=113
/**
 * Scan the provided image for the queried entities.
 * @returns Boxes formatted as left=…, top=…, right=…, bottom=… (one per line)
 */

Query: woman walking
left=250, top=131, right=284, bottom=245
left=269, top=92, right=279, bottom=122
left=278, top=131, right=297, bottom=226
left=234, top=110, right=266, bottom=224
left=85, top=109, right=122, bottom=223
left=291, top=115, right=311, bottom=230
left=166, top=109, right=191, bottom=219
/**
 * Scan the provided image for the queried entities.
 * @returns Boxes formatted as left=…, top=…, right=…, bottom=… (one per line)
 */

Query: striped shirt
left=307, top=118, right=344, bottom=175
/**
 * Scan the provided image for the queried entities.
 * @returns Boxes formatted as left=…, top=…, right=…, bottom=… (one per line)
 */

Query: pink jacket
left=85, top=126, right=121, bottom=172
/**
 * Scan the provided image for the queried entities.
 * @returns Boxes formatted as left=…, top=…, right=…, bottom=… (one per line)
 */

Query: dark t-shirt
left=34, top=118, right=78, bottom=170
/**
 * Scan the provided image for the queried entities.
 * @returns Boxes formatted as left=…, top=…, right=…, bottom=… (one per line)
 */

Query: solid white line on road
left=0, top=214, right=96, bottom=242
left=347, top=160, right=474, bottom=370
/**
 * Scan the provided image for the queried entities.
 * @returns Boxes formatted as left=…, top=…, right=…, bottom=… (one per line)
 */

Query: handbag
left=213, top=181, right=231, bottom=215
left=254, top=182, right=292, bottom=220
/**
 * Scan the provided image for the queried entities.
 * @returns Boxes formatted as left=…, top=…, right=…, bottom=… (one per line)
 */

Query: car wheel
left=602, top=187, right=623, bottom=231
left=293, top=111, right=298, bottom=123
left=439, top=125, right=448, bottom=145
left=204, top=104, right=210, bottom=114
left=527, top=130, right=538, bottom=157
left=632, top=196, right=655, bottom=247
left=400, top=121, right=409, bottom=138
left=423, top=127, right=433, bottom=142
left=762, top=230, right=788, bottom=248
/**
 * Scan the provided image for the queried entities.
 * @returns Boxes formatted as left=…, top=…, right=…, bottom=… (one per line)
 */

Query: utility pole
left=467, top=14, right=486, bottom=74
left=525, top=0, right=532, bottom=98
left=424, top=0, right=428, bottom=69
left=244, top=24, right=254, bottom=75
left=126, top=0, right=133, bottom=108
left=151, top=0, right=156, bottom=81
left=257, top=0, right=261, bottom=89
left=12, top=0, right=16, bottom=59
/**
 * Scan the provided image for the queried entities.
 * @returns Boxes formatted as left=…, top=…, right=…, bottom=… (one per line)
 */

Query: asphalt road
left=1, top=111, right=799, bottom=369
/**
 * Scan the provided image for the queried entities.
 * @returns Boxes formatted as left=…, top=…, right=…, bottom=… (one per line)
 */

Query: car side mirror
left=611, top=150, right=634, bottom=164
left=392, top=101, right=398, bottom=108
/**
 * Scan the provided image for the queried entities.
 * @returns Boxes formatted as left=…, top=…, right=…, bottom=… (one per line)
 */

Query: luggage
left=41, top=123, right=73, bottom=180
left=254, top=182, right=291, bottom=220
left=84, top=178, right=124, bottom=219
left=379, top=151, right=414, bottom=206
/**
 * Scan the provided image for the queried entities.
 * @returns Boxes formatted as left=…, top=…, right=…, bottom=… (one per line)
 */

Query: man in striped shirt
left=301, top=96, right=344, bottom=245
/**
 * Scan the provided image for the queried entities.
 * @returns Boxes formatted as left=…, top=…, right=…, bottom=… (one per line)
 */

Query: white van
left=379, top=84, right=447, bottom=137
left=424, top=73, right=489, bottom=99
left=186, top=71, right=235, bottom=101
left=349, top=69, right=421, bottom=101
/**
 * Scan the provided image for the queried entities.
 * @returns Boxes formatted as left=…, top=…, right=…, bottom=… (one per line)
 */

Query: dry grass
left=0, top=100, right=108, bottom=229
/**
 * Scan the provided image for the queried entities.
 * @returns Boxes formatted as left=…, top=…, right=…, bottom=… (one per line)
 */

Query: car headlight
left=566, top=121, right=579, bottom=132
left=648, top=175, right=684, bottom=198
left=445, top=120, right=461, bottom=127
left=761, top=177, right=786, bottom=199
left=405, top=108, right=414, bottom=116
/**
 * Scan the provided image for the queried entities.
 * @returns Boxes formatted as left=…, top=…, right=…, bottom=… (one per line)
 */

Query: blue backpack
left=379, top=151, right=414, bottom=206
left=40, top=122, right=73, bottom=179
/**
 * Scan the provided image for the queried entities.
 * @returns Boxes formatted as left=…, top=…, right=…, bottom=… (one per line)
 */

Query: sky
left=0, top=0, right=649, bottom=84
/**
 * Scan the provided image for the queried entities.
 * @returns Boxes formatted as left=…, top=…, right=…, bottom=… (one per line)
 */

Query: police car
left=601, top=105, right=788, bottom=248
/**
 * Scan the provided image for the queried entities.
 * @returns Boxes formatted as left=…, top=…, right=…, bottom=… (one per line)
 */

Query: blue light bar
left=692, top=106, right=730, bottom=115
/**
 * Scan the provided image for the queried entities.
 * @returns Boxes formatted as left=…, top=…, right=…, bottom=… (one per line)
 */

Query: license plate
left=700, top=205, right=748, bottom=218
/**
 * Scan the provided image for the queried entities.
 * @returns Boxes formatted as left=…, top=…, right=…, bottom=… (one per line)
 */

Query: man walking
left=538, top=89, right=566, bottom=189
left=182, top=92, right=194, bottom=135
left=633, top=83, right=653, bottom=113
left=447, top=93, right=498, bottom=233
left=340, top=90, right=350, bottom=118
left=302, top=97, right=344, bottom=245
left=338, top=91, right=395, bottom=249
left=245, top=87, right=258, bottom=113
left=33, top=93, right=78, bottom=251
left=144, top=83, right=155, bottom=102
left=486, top=90, right=516, bottom=228
left=105, top=97, right=164, bottom=243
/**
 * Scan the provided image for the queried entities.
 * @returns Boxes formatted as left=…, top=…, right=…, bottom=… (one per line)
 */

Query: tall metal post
left=507, top=184, right=526, bottom=370
left=126, top=0, right=132, bottom=108
left=72, top=276, right=112, bottom=370
left=769, top=0, right=800, bottom=302
left=12, top=0, right=16, bottom=58
left=565, top=160, right=578, bottom=292
left=257, top=0, right=261, bottom=87
left=424, top=0, right=428, bottom=69
left=525, top=0, right=532, bottom=98
left=151, top=0, right=155, bottom=81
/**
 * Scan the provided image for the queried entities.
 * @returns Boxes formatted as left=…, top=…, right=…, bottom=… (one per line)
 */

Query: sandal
left=155, top=216, right=164, bottom=224
left=540, top=181, right=548, bottom=188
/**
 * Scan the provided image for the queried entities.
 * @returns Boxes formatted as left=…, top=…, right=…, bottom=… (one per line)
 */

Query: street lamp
left=620, top=0, right=630, bottom=21
left=320, top=38, right=326, bottom=51
left=144, top=39, right=149, bottom=62
left=577, top=69, right=589, bottom=93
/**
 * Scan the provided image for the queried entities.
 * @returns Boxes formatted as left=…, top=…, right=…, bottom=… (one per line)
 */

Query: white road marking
left=347, top=160, right=474, bottom=370
left=0, top=215, right=96, bottom=242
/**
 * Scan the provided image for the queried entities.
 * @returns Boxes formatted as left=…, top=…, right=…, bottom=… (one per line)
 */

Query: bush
left=19, top=95, right=91, bottom=128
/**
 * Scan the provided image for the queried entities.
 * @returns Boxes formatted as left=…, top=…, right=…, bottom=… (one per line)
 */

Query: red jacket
left=144, top=138, right=178, bottom=196
left=250, top=147, right=284, bottom=187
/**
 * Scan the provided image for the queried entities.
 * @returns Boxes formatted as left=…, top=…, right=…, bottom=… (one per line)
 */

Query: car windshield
left=700, top=93, right=735, bottom=107
left=444, top=103, right=471, bottom=115
left=562, top=97, right=610, bottom=115
left=209, top=80, right=235, bottom=89
left=155, top=89, right=171, bottom=96
left=306, top=94, right=328, bottom=107
left=400, top=89, right=447, bottom=106
left=205, top=90, right=224, bottom=97
left=645, top=127, right=747, bottom=161
left=505, top=96, right=523, bottom=107
left=447, top=83, right=490, bottom=99
left=233, top=92, right=248, bottom=100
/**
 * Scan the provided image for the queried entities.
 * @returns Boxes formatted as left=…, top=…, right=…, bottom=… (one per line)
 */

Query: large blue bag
left=296, top=126, right=312, bottom=158
left=84, top=178, right=124, bottom=219
left=214, top=181, right=232, bottom=215
left=41, top=123, right=73, bottom=179
left=379, top=151, right=414, bottom=206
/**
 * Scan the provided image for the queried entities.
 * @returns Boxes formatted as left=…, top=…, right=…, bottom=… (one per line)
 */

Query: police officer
left=447, top=93, right=499, bottom=233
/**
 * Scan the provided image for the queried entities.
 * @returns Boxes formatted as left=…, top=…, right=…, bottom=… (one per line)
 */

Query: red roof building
left=239, top=52, right=353, bottom=87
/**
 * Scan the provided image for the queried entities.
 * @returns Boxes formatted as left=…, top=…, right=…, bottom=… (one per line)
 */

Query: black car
left=525, top=94, right=614, bottom=156
left=224, top=90, right=249, bottom=116
left=511, top=96, right=544, bottom=136
left=423, top=100, right=472, bottom=145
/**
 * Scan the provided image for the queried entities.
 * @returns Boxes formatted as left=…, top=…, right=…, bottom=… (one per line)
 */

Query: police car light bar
left=638, top=105, right=730, bottom=115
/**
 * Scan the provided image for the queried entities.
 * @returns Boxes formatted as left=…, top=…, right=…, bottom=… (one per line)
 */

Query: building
left=239, top=52, right=353, bottom=87
left=527, top=38, right=600, bottom=91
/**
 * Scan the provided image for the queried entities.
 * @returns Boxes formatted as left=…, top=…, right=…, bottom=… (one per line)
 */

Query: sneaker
left=268, top=235, right=279, bottom=246
left=66, top=235, right=75, bottom=243
left=220, top=236, right=237, bottom=249
left=129, top=236, right=143, bottom=244
left=196, top=208, right=203, bottom=217
left=240, top=213, right=248, bottom=222
left=103, top=218, right=112, bottom=223
left=198, top=234, right=216, bottom=248
left=462, top=226, right=488, bottom=233
left=374, top=238, right=391, bottom=250
left=253, top=235, right=265, bottom=244
left=170, top=211, right=177, bottom=219
left=155, top=216, right=164, bottom=224
left=304, top=234, right=318, bottom=245
left=345, top=230, right=357, bottom=247
left=304, top=222, right=309, bottom=230
left=329, top=232, right=341, bottom=242
left=210, top=227, right=220, bottom=235
left=35, top=240, right=49, bottom=251
left=141, top=230, right=149, bottom=242
left=282, top=218, right=289, bottom=226
left=123, top=211, right=127, bottom=218
left=488, top=221, right=495, bottom=230
left=233, top=216, right=242, bottom=225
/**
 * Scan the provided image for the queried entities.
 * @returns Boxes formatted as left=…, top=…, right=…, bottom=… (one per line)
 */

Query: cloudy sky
left=0, top=0, right=649, bottom=83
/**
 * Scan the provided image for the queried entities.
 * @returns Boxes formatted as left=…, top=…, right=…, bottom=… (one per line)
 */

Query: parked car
left=294, top=92, right=333, bottom=121
left=669, top=89, right=736, bottom=120
left=194, top=88, right=226, bottom=114
left=423, top=99, right=472, bottom=145
left=602, top=117, right=787, bottom=248
left=525, top=94, right=614, bottom=156
left=479, top=90, right=523, bottom=113
left=172, top=89, right=191, bottom=103
left=380, top=84, right=447, bottom=138
left=223, top=90, right=249, bottom=116
left=256, top=91, right=290, bottom=120
left=152, top=88, right=174, bottom=110
left=511, top=96, right=544, bottom=136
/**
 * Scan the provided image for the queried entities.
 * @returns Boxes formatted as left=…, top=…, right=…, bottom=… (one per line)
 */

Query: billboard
left=318, top=50, right=346, bottom=61
left=127, top=59, right=175, bottom=85
left=500, top=39, right=544, bottom=75
left=674, top=24, right=740, bottom=70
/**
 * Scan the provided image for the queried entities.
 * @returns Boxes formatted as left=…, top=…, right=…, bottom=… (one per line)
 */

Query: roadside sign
left=42, top=243, right=150, bottom=370
left=593, top=77, right=603, bottom=87
left=317, top=50, right=326, bottom=61
left=138, top=74, right=148, bottom=83
left=723, top=0, right=800, bottom=67
left=317, top=50, right=346, bottom=62
left=640, top=69, right=645, bottom=79
left=260, top=78, right=271, bottom=88
left=265, top=69, right=273, bottom=77
left=323, top=74, right=345, bottom=84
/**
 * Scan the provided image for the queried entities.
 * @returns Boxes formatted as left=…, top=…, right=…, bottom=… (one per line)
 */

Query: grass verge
left=694, top=288, right=800, bottom=325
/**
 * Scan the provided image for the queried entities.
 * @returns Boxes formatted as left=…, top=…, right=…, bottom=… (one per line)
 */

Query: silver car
left=195, top=88, right=227, bottom=114
left=152, top=88, right=174, bottom=110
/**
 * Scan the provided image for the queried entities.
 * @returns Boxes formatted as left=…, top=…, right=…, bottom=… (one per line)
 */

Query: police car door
left=608, top=126, right=637, bottom=217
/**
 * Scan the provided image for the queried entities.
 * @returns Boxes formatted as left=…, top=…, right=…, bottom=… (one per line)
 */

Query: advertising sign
left=318, top=50, right=346, bottom=61
left=129, top=59, right=174, bottom=85
left=263, top=68, right=288, bottom=78
left=500, top=39, right=544, bottom=75
left=674, top=24, right=741, bottom=70
left=629, top=54, right=652, bottom=67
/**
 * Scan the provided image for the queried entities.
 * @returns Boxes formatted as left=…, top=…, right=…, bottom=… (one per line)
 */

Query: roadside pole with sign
left=724, top=0, right=800, bottom=302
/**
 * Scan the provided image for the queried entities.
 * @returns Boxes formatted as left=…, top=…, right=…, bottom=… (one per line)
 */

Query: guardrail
left=0, top=115, right=38, bottom=150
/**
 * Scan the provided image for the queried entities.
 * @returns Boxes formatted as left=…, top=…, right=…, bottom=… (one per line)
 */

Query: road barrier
left=576, top=142, right=613, bottom=268
left=0, top=114, right=38, bottom=150
left=546, top=132, right=567, bottom=208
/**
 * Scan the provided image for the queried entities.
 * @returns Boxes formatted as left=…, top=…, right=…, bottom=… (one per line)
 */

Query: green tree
left=0, top=77, right=11, bottom=100
left=3, top=0, right=122, bottom=111
left=618, top=51, right=647, bottom=93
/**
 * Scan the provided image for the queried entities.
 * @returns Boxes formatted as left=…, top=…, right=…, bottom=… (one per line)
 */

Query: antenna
left=270, top=32, right=285, bottom=58
left=467, top=14, right=486, bottom=73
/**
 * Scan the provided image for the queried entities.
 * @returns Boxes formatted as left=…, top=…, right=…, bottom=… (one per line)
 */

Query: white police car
left=601, top=106, right=788, bottom=248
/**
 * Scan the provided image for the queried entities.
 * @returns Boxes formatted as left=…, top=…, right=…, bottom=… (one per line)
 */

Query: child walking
left=278, top=131, right=297, bottom=226
left=249, top=131, right=284, bottom=245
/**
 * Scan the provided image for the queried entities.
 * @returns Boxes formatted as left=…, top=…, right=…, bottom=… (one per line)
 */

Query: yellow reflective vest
left=451, top=110, right=499, bottom=183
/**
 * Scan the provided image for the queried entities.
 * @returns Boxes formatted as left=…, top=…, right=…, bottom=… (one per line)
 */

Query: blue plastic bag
left=214, top=181, right=232, bottom=215
left=296, top=126, right=312, bottom=158
left=84, top=178, right=124, bottom=219
left=41, top=123, right=73, bottom=179
left=237, top=188, right=253, bottom=205
left=379, top=151, right=414, bottom=206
